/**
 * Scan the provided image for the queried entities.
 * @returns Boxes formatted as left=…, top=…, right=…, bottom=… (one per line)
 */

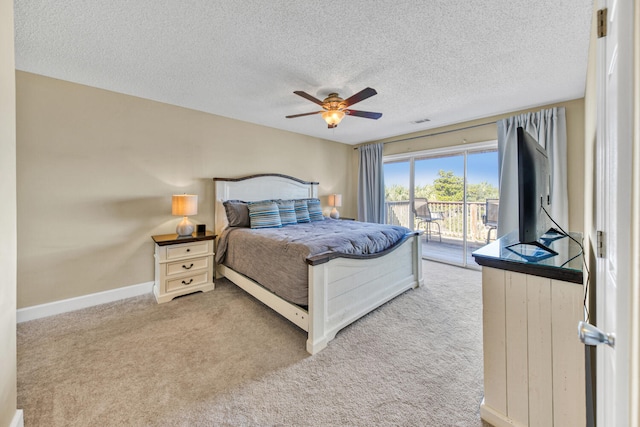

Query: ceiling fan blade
left=345, top=109, right=382, bottom=120
left=343, top=87, right=377, bottom=107
left=293, top=91, right=324, bottom=106
left=286, top=111, right=323, bottom=119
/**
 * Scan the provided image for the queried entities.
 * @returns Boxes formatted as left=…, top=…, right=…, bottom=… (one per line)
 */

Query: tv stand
left=505, top=228, right=569, bottom=262
left=506, top=240, right=558, bottom=262
left=472, top=231, right=585, bottom=427
left=540, top=228, right=569, bottom=244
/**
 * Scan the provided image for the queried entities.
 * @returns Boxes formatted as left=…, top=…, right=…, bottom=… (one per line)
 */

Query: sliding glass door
left=383, top=142, right=499, bottom=268
left=465, top=151, right=500, bottom=263
left=415, top=154, right=465, bottom=264
left=383, top=160, right=411, bottom=228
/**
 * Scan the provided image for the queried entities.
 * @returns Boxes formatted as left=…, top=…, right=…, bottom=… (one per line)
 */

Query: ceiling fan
left=285, top=87, right=382, bottom=128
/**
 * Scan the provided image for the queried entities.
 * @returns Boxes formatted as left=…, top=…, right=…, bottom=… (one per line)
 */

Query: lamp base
left=176, top=216, right=194, bottom=236
left=330, top=208, right=340, bottom=219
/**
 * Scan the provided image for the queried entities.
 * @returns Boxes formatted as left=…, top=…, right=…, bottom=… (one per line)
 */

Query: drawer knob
left=182, top=263, right=194, bottom=270
left=182, top=279, right=193, bottom=285
left=186, top=248, right=191, bottom=252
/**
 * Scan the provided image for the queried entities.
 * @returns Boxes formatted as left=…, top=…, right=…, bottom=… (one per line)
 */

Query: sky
left=384, top=151, right=499, bottom=188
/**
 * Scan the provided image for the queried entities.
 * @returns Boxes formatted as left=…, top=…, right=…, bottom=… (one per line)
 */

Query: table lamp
left=172, top=194, right=198, bottom=236
left=328, top=194, right=342, bottom=219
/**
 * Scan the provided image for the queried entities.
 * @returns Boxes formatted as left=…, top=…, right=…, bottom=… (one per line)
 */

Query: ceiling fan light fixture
left=287, top=88, right=380, bottom=128
left=322, top=110, right=345, bottom=127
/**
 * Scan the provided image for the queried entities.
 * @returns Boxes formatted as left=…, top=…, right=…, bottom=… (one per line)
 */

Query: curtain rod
left=353, top=121, right=496, bottom=149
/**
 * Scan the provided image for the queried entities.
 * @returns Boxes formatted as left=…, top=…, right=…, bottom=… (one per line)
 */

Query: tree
left=385, top=171, right=499, bottom=203
left=433, top=170, right=463, bottom=201
left=385, top=184, right=409, bottom=201
left=467, top=181, right=499, bottom=202
left=415, top=183, right=436, bottom=200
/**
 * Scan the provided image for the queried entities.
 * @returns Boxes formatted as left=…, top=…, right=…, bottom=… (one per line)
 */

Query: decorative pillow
left=248, top=200, right=282, bottom=229
left=223, top=200, right=250, bottom=227
left=276, top=199, right=297, bottom=226
left=294, top=199, right=311, bottom=223
left=306, top=198, right=324, bottom=222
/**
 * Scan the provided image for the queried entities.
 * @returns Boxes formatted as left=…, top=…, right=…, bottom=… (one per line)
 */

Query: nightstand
left=151, top=231, right=215, bottom=303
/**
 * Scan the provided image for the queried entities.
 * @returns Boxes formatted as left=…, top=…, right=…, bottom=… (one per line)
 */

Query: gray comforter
left=216, top=219, right=411, bottom=305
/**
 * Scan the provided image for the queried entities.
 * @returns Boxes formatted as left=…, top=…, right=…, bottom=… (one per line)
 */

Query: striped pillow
left=276, top=199, right=297, bottom=225
left=294, top=199, right=311, bottom=223
left=248, top=200, right=282, bottom=229
left=307, top=199, right=324, bottom=221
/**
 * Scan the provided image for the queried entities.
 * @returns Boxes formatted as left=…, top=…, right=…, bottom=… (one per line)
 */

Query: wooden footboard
left=306, top=232, right=422, bottom=354
left=216, top=232, right=422, bottom=354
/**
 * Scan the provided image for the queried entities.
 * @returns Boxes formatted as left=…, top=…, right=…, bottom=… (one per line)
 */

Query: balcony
left=385, top=200, right=498, bottom=267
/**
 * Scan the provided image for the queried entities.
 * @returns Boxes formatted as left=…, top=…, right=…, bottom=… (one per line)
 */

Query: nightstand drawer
left=165, top=256, right=210, bottom=276
left=166, top=271, right=210, bottom=292
left=165, top=241, right=210, bottom=260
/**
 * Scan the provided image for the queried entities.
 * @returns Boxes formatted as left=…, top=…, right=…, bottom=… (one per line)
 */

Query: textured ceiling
left=14, top=1, right=593, bottom=145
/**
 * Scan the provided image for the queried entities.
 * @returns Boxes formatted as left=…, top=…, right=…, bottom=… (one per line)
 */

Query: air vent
left=411, top=118, right=431, bottom=124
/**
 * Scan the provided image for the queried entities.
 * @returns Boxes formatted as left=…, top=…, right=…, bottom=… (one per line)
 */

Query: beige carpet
left=18, top=261, right=489, bottom=426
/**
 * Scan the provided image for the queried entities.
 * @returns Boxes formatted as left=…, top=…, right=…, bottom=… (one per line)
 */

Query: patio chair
left=413, top=198, right=444, bottom=242
left=482, top=198, right=499, bottom=243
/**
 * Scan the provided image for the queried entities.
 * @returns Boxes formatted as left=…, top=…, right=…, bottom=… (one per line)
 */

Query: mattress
left=215, top=219, right=411, bottom=305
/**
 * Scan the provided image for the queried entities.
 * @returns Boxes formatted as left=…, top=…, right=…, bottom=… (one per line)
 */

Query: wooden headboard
left=213, top=174, right=319, bottom=236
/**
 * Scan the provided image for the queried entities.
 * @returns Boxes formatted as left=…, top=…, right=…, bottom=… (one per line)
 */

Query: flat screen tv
left=506, top=127, right=559, bottom=261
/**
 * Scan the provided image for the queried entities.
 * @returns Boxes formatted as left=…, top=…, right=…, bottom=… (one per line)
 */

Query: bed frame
left=213, top=174, right=423, bottom=354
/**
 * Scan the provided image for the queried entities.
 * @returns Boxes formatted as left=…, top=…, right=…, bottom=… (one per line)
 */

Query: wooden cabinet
left=473, top=231, right=585, bottom=427
left=152, top=232, right=215, bottom=303
left=480, top=267, right=585, bottom=427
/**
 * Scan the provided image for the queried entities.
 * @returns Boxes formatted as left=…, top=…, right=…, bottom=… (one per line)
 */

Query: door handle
left=578, top=321, right=615, bottom=348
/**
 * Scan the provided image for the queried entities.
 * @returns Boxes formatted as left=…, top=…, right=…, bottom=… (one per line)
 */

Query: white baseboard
left=11, top=409, right=24, bottom=427
left=17, top=281, right=154, bottom=323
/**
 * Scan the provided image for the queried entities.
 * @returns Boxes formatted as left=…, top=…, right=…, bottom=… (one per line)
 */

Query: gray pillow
left=223, top=200, right=250, bottom=227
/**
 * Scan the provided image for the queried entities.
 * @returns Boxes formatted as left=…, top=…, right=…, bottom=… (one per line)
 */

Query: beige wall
left=356, top=98, right=586, bottom=232
left=0, top=0, right=18, bottom=425
left=16, top=72, right=354, bottom=308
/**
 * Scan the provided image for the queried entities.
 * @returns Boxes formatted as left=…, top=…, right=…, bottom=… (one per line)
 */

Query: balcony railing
left=385, top=200, right=497, bottom=243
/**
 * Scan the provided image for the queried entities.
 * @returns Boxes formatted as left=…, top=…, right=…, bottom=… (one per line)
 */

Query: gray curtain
left=357, top=143, right=385, bottom=223
left=497, top=107, right=568, bottom=237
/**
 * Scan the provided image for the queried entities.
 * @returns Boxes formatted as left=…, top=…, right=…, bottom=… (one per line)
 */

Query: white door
left=594, top=0, right=634, bottom=425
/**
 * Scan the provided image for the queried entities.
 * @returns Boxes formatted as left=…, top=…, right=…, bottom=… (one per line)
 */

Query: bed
left=213, top=174, right=423, bottom=354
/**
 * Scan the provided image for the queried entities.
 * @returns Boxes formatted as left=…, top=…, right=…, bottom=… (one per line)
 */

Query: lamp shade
left=172, top=194, right=198, bottom=216
left=322, top=110, right=345, bottom=127
left=328, top=194, right=342, bottom=207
